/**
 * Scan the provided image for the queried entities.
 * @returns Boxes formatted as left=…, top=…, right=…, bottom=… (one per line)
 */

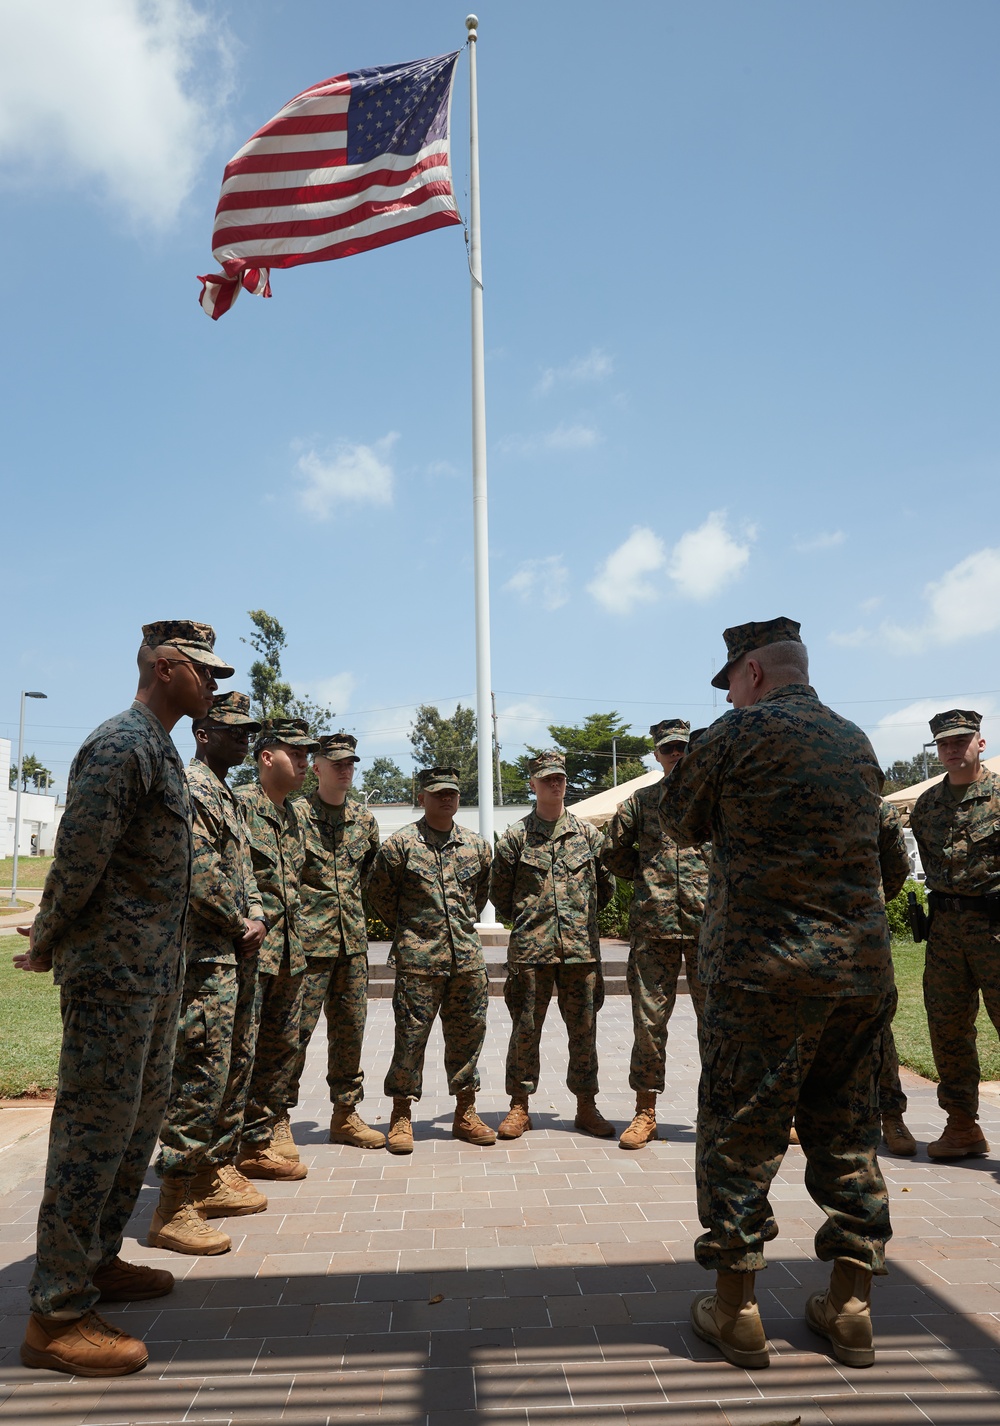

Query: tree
left=234, top=608, right=335, bottom=787
left=10, top=753, right=46, bottom=792
left=410, top=703, right=478, bottom=802
left=883, top=750, right=943, bottom=794
left=523, top=712, right=651, bottom=801
left=362, top=757, right=411, bottom=804
left=499, top=759, right=530, bottom=805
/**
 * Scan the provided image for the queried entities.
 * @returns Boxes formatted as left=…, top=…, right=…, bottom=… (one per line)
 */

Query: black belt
left=928, top=891, right=1000, bottom=915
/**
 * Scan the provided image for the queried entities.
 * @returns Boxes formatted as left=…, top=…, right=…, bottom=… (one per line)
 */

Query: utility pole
left=491, top=691, right=503, bottom=806
left=612, top=737, right=618, bottom=787
left=10, top=691, right=47, bottom=907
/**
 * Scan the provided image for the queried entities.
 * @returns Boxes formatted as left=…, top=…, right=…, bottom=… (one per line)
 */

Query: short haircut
left=750, top=639, right=809, bottom=680
left=136, top=643, right=158, bottom=689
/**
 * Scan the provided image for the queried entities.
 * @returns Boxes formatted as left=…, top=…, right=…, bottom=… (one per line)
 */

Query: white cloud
left=587, top=527, right=666, bottom=615
left=300, top=673, right=357, bottom=716
left=860, top=596, right=882, bottom=614
left=870, top=696, right=1000, bottom=768
left=295, top=433, right=397, bottom=518
left=495, top=700, right=552, bottom=753
left=831, top=547, right=1000, bottom=653
left=667, top=511, right=754, bottom=601
left=0, top=0, right=230, bottom=228
left=505, top=557, right=569, bottom=611
left=794, top=530, right=846, bottom=553
left=535, top=347, right=614, bottom=397
left=425, top=460, right=459, bottom=478
left=499, top=424, right=601, bottom=457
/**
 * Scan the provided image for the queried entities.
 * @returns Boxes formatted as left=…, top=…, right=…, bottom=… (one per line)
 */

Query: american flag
left=198, top=50, right=463, bottom=320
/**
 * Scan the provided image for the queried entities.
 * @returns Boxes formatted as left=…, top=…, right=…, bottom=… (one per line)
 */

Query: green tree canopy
left=362, top=757, right=411, bottom=804
left=523, top=712, right=651, bottom=801
left=9, top=753, right=50, bottom=792
left=410, top=703, right=478, bottom=803
left=234, top=609, right=334, bottom=787
left=883, top=750, right=944, bottom=794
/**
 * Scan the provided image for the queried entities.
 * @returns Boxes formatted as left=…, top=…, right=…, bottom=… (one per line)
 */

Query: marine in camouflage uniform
left=876, top=800, right=918, bottom=1155
left=16, top=620, right=231, bottom=1379
left=289, top=733, right=383, bottom=1149
left=659, top=617, right=893, bottom=1371
left=234, top=718, right=317, bottom=1181
left=151, top=692, right=269, bottom=1254
left=366, top=767, right=495, bottom=1152
left=492, top=751, right=616, bottom=1140
left=910, top=708, right=1000, bottom=1159
left=601, top=718, right=711, bottom=1150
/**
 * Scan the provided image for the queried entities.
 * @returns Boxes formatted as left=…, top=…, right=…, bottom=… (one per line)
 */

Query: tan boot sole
left=453, top=1127, right=497, bottom=1145
left=690, top=1295, right=770, bottom=1369
left=200, top=1198, right=267, bottom=1217
left=927, top=1140, right=989, bottom=1160
left=575, top=1117, right=615, bottom=1139
left=497, top=1118, right=532, bottom=1139
left=146, top=1228, right=230, bottom=1256
left=20, top=1343, right=149, bottom=1377
left=329, top=1130, right=386, bottom=1149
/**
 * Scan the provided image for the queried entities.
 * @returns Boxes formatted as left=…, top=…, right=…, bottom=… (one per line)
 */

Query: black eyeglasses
left=161, top=658, right=215, bottom=685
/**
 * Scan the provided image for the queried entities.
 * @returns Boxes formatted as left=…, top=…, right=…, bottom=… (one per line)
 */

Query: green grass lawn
left=0, top=856, right=53, bottom=890
left=892, top=936, right=1000, bottom=1081
left=0, top=956, right=62, bottom=1096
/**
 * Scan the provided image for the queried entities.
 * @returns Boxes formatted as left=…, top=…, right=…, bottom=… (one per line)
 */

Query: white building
left=0, top=737, right=62, bottom=857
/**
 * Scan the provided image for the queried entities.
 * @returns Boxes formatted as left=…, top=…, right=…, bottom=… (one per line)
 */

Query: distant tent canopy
left=569, top=769, right=661, bottom=828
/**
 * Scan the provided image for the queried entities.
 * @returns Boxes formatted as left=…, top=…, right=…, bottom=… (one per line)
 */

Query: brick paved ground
left=3, top=995, right=1000, bottom=1424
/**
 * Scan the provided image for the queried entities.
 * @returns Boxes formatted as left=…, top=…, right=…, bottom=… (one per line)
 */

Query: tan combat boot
left=92, top=1256, right=174, bottom=1303
left=190, top=1165, right=267, bottom=1217
left=330, top=1103, right=386, bottom=1149
left=574, top=1094, right=615, bottom=1139
left=453, top=1090, right=497, bottom=1145
left=881, top=1115, right=917, bottom=1157
left=619, top=1091, right=658, bottom=1150
left=236, top=1143, right=308, bottom=1180
left=269, top=1113, right=300, bottom=1161
left=690, top=1269, right=770, bottom=1369
left=928, top=1111, right=989, bottom=1159
left=147, top=1179, right=231, bottom=1256
left=806, top=1258, right=875, bottom=1367
left=21, top=1310, right=149, bottom=1377
left=497, top=1095, right=532, bottom=1139
left=387, top=1097, right=414, bottom=1154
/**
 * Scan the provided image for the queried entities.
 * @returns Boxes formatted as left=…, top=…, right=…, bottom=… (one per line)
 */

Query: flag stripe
left=213, top=180, right=458, bottom=249
left=218, top=142, right=448, bottom=197
left=214, top=152, right=452, bottom=220
left=220, top=209, right=462, bottom=272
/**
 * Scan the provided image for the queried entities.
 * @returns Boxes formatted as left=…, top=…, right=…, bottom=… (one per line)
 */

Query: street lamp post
left=10, top=691, right=47, bottom=908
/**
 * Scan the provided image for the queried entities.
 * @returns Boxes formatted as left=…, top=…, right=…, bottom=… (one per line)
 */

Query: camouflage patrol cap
left=252, top=717, right=320, bottom=757
left=205, top=691, right=261, bottom=731
left=930, top=708, right=983, bottom=742
left=711, top=616, right=803, bottom=690
left=417, top=766, right=461, bottom=793
left=529, top=750, right=566, bottom=779
left=141, top=620, right=235, bottom=677
left=650, top=718, right=690, bottom=748
left=317, top=733, right=360, bottom=764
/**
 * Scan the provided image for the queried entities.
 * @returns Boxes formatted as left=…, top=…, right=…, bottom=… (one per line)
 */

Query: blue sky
left=3, top=0, right=999, bottom=794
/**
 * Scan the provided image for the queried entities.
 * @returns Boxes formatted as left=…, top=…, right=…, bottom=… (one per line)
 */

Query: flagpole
left=466, top=13, right=496, bottom=911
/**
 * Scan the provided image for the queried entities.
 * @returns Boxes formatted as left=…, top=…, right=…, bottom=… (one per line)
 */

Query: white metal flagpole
left=466, top=14, right=496, bottom=916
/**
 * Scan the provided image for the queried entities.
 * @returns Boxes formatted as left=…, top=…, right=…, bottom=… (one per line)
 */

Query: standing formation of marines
left=13, top=614, right=1000, bottom=1381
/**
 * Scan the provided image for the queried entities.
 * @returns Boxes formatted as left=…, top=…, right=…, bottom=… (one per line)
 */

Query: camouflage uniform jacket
left=30, top=701, right=191, bottom=998
left=185, top=758, right=263, bottom=965
left=657, top=684, right=891, bottom=998
left=909, top=766, right=1000, bottom=896
left=492, top=810, right=614, bottom=966
left=601, top=779, right=710, bottom=943
left=878, top=801, right=911, bottom=904
left=365, top=817, right=491, bottom=975
left=294, top=791, right=380, bottom=959
left=234, top=781, right=306, bottom=976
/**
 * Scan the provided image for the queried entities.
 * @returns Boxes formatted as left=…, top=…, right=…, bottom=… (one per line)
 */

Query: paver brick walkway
left=2, top=997, right=1000, bottom=1424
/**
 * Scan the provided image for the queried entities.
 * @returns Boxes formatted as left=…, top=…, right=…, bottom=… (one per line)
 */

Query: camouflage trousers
left=923, top=909, right=1000, bottom=1119
left=286, top=954, right=369, bottom=1108
left=504, top=962, right=604, bottom=1098
left=243, top=960, right=305, bottom=1145
left=383, top=970, right=488, bottom=1101
left=878, top=1021, right=907, bottom=1116
left=155, top=953, right=261, bottom=1179
left=626, top=937, right=706, bottom=1092
left=30, top=989, right=180, bottom=1319
left=696, top=984, right=893, bottom=1275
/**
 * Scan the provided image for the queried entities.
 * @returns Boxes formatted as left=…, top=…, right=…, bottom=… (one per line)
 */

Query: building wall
left=1, top=737, right=62, bottom=857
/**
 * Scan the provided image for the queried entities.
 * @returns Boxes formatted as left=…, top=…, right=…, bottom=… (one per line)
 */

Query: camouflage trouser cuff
left=694, top=1241, right=768, bottom=1274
